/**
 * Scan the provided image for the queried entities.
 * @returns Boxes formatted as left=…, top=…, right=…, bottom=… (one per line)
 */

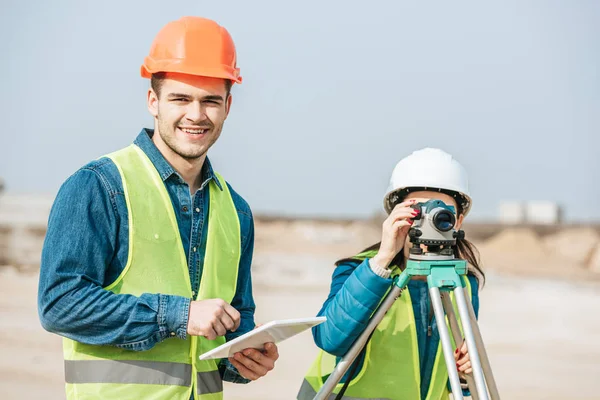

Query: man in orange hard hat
left=39, top=17, right=278, bottom=399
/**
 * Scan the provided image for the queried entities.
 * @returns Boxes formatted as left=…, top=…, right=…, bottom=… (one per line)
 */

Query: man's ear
left=225, top=94, right=233, bottom=119
left=147, top=88, right=159, bottom=118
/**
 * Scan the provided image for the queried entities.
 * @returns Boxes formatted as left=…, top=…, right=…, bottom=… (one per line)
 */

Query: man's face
left=147, top=73, right=232, bottom=161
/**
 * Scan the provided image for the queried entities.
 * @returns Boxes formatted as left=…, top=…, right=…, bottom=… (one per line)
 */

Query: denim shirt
left=312, top=259, right=479, bottom=399
left=38, top=129, right=254, bottom=384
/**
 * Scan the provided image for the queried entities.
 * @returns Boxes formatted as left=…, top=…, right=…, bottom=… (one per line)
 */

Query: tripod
left=313, top=254, right=500, bottom=400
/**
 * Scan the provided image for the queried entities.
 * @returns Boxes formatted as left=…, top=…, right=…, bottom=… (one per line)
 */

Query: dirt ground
left=1, top=266, right=599, bottom=400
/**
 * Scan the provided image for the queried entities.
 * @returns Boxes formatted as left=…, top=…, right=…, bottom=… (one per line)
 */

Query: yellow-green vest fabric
left=63, top=144, right=241, bottom=400
left=299, top=250, right=472, bottom=400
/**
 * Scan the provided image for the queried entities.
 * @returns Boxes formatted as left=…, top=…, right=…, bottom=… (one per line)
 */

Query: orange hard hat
left=141, top=16, right=242, bottom=84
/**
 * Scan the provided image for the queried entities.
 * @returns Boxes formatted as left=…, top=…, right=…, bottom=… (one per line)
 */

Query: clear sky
left=1, top=0, right=598, bottom=221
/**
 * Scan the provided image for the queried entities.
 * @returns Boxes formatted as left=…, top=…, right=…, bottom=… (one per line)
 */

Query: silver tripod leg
left=429, top=287, right=464, bottom=400
left=454, top=287, right=490, bottom=400
left=441, top=293, right=480, bottom=400
left=313, top=284, right=404, bottom=400
left=462, top=287, right=501, bottom=400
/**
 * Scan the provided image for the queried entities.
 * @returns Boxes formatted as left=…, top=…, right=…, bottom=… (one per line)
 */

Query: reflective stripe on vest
left=196, top=370, right=223, bottom=395
left=64, top=360, right=223, bottom=394
left=65, top=360, right=193, bottom=387
left=299, top=249, right=473, bottom=400
left=63, top=144, right=241, bottom=400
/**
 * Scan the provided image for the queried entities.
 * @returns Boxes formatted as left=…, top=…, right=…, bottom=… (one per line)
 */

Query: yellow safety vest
left=63, top=144, right=241, bottom=400
left=298, top=250, right=472, bottom=400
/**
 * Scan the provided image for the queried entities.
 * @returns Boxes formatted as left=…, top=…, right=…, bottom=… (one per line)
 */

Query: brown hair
left=150, top=72, right=233, bottom=98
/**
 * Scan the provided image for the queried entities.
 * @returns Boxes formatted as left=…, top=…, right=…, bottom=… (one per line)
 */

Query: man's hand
left=228, top=342, right=279, bottom=381
left=187, top=299, right=240, bottom=340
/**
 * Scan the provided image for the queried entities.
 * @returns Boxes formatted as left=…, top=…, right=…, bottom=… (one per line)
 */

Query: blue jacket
left=38, top=129, right=254, bottom=383
left=313, top=258, right=479, bottom=399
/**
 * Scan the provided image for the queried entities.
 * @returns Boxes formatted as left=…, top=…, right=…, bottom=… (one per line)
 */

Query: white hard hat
left=383, top=148, right=472, bottom=216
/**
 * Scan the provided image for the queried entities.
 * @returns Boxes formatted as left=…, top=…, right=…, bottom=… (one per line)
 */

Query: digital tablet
left=198, top=316, right=326, bottom=360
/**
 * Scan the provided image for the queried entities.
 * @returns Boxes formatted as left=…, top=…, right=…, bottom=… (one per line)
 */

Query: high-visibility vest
left=298, top=250, right=472, bottom=400
left=63, top=144, right=241, bottom=400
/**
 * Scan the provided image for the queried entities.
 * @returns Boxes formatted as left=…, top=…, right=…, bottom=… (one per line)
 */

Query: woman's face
left=402, top=190, right=464, bottom=259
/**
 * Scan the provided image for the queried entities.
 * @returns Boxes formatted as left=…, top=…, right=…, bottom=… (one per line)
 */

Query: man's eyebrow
left=166, top=93, right=224, bottom=101
left=202, top=94, right=224, bottom=102
left=166, top=93, right=192, bottom=99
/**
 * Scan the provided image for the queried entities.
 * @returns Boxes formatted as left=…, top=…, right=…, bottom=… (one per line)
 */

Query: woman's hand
left=455, top=340, right=472, bottom=374
left=371, top=199, right=419, bottom=269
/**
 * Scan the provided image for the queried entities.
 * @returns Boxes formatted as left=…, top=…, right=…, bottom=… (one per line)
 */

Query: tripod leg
left=454, top=287, right=490, bottom=400
left=441, top=293, right=480, bottom=400
left=462, top=287, right=501, bottom=400
left=313, top=283, right=405, bottom=400
left=429, top=287, right=464, bottom=400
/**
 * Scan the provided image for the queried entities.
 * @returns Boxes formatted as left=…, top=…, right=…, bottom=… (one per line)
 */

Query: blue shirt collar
left=134, top=129, right=223, bottom=191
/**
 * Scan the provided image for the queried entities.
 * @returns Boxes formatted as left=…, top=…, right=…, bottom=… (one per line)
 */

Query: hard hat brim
left=140, top=60, right=242, bottom=83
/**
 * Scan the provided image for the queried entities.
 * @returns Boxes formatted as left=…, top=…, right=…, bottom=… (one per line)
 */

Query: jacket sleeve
left=37, top=167, right=190, bottom=350
left=312, top=259, right=393, bottom=356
